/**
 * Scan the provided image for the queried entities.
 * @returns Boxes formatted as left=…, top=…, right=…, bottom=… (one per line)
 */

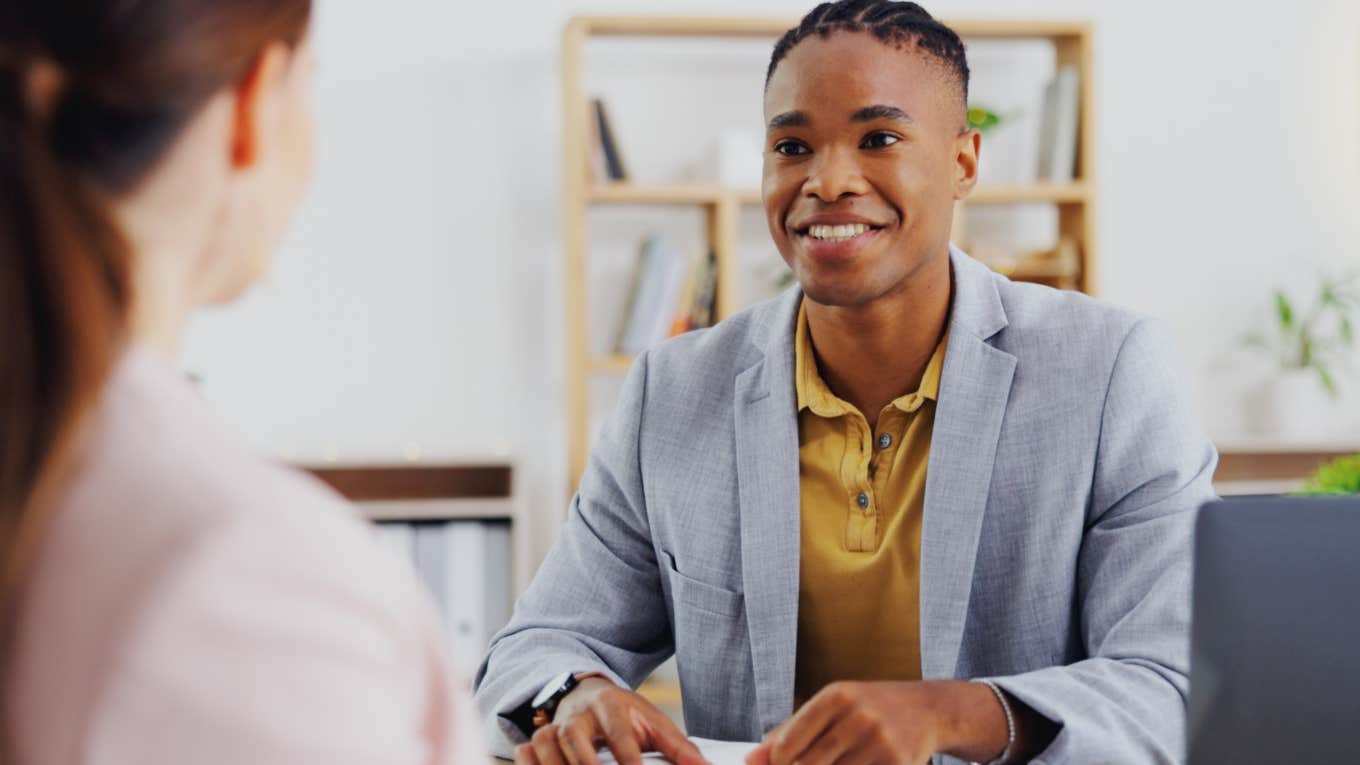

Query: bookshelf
left=562, top=15, right=1097, bottom=494
left=302, top=462, right=530, bottom=594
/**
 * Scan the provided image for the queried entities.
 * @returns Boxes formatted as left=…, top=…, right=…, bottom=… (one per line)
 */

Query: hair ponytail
left=0, top=53, right=131, bottom=683
left=0, top=11, right=312, bottom=751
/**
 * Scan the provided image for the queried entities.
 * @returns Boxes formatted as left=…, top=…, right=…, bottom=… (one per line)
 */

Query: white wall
left=183, top=0, right=1360, bottom=565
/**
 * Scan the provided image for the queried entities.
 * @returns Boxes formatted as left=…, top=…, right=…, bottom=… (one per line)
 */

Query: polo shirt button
left=878, top=433, right=892, bottom=449
left=857, top=492, right=869, bottom=509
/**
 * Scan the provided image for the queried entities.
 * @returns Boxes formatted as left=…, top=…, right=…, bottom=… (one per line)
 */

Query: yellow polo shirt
left=793, top=301, right=948, bottom=706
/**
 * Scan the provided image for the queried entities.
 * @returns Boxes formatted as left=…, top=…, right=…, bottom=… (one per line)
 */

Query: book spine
left=412, top=522, right=450, bottom=622
left=691, top=250, right=719, bottom=329
left=594, top=99, right=627, bottom=181
left=444, top=521, right=487, bottom=673
left=668, top=251, right=703, bottom=337
left=587, top=98, right=609, bottom=184
left=481, top=521, right=513, bottom=648
left=373, top=521, right=416, bottom=561
left=1043, top=67, right=1080, bottom=182
left=613, top=236, right=651, bottom=353
left=645, top=240, right=689, bottom=348
left=618, top=237, right=669, bottom=354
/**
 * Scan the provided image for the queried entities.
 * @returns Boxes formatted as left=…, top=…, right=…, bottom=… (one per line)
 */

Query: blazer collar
left=945, top=243, right=1010, bottom=342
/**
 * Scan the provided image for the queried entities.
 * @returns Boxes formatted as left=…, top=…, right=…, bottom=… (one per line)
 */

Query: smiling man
left=476, top=2, right=1217, bottom=764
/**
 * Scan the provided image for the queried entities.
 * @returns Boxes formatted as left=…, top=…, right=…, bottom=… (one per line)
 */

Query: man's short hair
left=767, top=0, right=970, bottom=104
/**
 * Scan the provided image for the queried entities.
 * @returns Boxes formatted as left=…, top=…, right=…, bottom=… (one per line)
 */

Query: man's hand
left=744, top=680, right=1011, bottom=765
left=514, top=678, right=709, bottom=765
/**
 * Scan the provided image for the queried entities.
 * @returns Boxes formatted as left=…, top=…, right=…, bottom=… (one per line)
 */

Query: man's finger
left=768, top=686, right=853, bottom=765
left=558, top=713, right=604, bottom=765
left=514, top=742, right=542, bottom=765
left=595, top=705, right=646, bottom=765
left=828, top=738, right=885, bottom=765
left=530, top=726, right=569, bottom=765
left=743, top=739, right=772, bottom=765
left=794, top=715, right=863, bottom=765
left=644, top=707, right=708, bottom=765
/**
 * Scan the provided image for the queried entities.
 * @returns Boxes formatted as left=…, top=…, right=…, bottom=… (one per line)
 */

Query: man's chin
left=796, top=278, right=885, bottom=310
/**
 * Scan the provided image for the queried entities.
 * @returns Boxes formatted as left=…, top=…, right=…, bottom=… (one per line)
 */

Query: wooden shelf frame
left=302, top=463, right=532, bottom=595
left=563, top=15, right=1097, bottom=490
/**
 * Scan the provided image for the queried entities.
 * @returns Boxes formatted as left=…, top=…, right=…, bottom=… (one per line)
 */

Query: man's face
left=762, top=32, right=978, bottom=308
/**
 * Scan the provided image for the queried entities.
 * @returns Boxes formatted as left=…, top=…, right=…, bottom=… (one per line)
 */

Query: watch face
left=532, top=671, right=575, bottom=709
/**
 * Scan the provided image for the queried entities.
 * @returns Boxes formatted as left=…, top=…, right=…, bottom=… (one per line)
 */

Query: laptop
left=1188, top=495, right=1360, bottom=763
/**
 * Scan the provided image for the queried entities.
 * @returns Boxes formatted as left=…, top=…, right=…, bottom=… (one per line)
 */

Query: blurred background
left=178, top=0, right=1360, bottom=712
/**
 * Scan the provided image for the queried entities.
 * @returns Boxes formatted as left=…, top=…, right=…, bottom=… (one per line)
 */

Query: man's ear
left=953, top=128, right=981, bottom=200
left=230, top=42, right=292, bottom=170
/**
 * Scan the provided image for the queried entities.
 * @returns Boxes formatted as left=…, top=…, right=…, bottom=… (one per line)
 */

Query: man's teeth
left=807, top=223, right=870, bottom=241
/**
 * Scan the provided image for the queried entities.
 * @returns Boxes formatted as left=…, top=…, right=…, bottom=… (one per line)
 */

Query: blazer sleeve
left=474, top=351, right=672, bottom=757
left=982, top=318, right=1219, bottom=764
left=84, top=509, right=477, bottom=765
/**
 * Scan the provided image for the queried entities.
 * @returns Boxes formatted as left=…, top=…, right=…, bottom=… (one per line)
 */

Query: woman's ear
left=229, top=42, right=293, bottom=169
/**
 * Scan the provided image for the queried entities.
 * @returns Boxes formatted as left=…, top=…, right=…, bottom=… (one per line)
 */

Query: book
left=374, top=522, right=415, bottom=560
left=392, top=520, right=514, bottom=672
left=616, top=236, right=687, bottom=354
left=592, top=98, right=628, bottom=182
left=586, top=99, right=609, bottom=184
left=413, top=522, right=450, bottom=618
left=1037, top=66, right=1080, bottom=182
left=480, top=522, right=512, bottom=646
left=667, top=252, right=703, bottom=337
left=443, top=521, right=484, bottom=670
left=689, top=250, right=719, bottom=331
left=642, top=243, right=689, bottom=348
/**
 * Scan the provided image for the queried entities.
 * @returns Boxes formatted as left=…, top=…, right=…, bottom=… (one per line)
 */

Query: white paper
left=597, top=737, right=757, bottom=765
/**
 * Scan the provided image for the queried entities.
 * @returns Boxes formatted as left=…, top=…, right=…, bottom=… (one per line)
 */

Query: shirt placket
left=840, top=413, right=876, bottom=553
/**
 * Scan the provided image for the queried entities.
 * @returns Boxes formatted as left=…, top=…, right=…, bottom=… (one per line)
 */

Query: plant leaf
left=1315, top=363, right=1339, bottom=399
left=1300, top=454, right=1360, bottom=495
left=1341, top=316, right=1355, bottom=346
left=1275, top=290, right=1294, bottom=330
left=967, top=106, right=1002, bottom=132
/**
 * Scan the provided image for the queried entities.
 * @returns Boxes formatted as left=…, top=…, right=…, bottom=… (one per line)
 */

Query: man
left=477, top=1, right=1216, bottom=763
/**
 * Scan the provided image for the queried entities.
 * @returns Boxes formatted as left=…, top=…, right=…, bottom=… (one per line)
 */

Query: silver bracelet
left=976, top=680, right=1015, bottom=765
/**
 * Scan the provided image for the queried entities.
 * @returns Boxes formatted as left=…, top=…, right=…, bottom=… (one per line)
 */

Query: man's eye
left=773, top=141, right=810, bottom=157
left=861, top=132, right=900, bottom=149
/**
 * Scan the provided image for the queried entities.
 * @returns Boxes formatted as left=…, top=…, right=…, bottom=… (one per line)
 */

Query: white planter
left=1250, top=369, right=1336, bottom=439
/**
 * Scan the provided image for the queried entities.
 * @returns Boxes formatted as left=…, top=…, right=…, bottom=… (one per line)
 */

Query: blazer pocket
left=662, top=550, right=743, bottom=617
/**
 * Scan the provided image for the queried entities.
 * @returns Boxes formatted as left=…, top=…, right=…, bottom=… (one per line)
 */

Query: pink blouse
left=5, top=347, right=483, bottom=764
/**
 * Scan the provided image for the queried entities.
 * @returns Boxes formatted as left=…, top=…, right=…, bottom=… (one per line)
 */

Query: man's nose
left=802, top=146, right=870, bottom=202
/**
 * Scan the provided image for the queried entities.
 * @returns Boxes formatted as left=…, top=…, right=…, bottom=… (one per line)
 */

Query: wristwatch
left=530, top=671, right=580, bottom=728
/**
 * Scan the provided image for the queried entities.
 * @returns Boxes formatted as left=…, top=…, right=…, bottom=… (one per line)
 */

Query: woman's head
left=0, top=0, right=313, bottom=704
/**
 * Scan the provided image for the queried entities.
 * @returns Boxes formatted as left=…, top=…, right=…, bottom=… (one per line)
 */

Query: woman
left=0, top=1, right=481, bottom=762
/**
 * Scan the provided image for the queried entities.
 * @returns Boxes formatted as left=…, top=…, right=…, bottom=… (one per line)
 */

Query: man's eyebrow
left=851, top=105, right=913, bottom=123
left=768, top=111, right=808, bottom=129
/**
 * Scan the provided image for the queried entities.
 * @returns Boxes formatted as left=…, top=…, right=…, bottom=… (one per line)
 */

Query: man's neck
left=804, top=256, right=953, bottom=428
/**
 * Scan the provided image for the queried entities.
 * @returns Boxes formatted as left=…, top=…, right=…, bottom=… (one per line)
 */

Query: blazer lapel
left=920, top=249, right=1017, bottom=680
left=734, top=290, right=802, bottom=735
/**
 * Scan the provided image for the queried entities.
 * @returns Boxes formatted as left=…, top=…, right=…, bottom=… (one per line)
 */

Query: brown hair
left=0, top=0, right=310, bottom=747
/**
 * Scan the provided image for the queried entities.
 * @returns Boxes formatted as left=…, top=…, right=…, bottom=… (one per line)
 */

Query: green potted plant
left=1242, top=272, right=1358, bottom=438
left=1299, top=454, right=1360, bottom=495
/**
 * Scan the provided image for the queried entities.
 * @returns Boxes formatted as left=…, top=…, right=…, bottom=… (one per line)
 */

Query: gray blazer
left=476, top=248, right=1217, bottom=763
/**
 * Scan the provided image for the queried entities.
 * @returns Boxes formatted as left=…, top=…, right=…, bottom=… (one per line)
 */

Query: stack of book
left=374, top=520, right=512, bottom=672
left=615, top=236, right=719, bottom=355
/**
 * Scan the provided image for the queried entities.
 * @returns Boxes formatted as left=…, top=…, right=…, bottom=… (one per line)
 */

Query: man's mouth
left=803, top=223, right=876, bottom=242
